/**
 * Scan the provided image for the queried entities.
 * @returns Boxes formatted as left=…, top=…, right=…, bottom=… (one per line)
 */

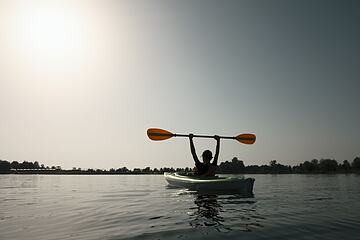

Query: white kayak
left=164, top=172, right=255, bottom=195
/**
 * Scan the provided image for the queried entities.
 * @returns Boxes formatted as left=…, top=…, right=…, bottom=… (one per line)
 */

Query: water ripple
left=1, top=174, right=360, bottom=240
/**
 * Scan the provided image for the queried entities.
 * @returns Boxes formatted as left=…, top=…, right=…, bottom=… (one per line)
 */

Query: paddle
left=147, top=128, right=256, bottom=144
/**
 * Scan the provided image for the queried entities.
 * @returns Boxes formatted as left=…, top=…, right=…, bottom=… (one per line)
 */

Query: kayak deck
left=164, top=172, right=255, bottom=195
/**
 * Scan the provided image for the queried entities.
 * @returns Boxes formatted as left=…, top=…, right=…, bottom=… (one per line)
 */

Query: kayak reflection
left=189, top=194, right=228, bottom=232
left=187, top=193, right=262, bottom=234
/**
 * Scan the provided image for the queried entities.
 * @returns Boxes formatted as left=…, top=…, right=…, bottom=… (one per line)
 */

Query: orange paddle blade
left=235, top=134, right=256, bottom=144
left=147, top=128, right=174, bottom=141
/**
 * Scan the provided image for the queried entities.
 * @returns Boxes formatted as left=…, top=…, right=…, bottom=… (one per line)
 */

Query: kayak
left=164, top=172, right=255, bottom=195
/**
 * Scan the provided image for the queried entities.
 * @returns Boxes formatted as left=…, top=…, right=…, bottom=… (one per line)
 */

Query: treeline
left=0, top=160, right=190, bottom=174
left=1, top=157, right=360, bottom=174
left=0, top=160, right=61, bottom=173
left=217, top=157, right=360, bottom=174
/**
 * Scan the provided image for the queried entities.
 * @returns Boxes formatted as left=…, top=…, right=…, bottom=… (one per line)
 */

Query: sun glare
left=20, top=7, right=68, bottom=57
left=3, top=1, right=94, bottom=68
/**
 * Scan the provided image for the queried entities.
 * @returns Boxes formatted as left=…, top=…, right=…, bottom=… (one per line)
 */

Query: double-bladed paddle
left=147, top=128, right=256, bottom=145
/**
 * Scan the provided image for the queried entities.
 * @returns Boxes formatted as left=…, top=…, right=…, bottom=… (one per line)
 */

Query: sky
left=0, top=0, right=359, bottom=169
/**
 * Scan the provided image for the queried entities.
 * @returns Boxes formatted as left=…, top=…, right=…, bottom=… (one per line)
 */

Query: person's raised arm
left=189, top=134, right=200, bottom=164
left=212, top=135, right=220, bottom=166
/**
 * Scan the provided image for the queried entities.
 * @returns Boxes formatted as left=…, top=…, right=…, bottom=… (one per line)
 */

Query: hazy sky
left=0, top=0, right=359, bottom=169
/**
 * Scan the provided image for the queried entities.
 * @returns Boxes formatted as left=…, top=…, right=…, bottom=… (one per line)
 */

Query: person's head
left=202, top=150, right=213, bottom=164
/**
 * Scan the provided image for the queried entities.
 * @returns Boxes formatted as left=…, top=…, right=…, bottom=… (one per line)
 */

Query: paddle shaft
left=173, top=133, right=235, bottom=140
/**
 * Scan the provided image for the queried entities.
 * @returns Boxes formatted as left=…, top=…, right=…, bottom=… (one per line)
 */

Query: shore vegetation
left=1, top=157, right=360, bottom=174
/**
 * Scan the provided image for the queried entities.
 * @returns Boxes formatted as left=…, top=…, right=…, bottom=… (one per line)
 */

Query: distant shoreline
left=1, top=169, right=359, bottom=175
left=1, top=157, right=360, bottom=175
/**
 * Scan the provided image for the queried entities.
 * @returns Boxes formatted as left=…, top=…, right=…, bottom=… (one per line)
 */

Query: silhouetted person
left=189, top=134, right=220, bottom=176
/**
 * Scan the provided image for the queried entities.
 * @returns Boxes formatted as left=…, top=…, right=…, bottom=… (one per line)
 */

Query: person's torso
left=195, top=162, right=217, bottom=176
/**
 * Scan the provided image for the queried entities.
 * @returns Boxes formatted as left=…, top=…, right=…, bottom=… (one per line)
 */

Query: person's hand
left=214, top=135, right=220, bottom=141
left=189, top=133, right=194, bottom=139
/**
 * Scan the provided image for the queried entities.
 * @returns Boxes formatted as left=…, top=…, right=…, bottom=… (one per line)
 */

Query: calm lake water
left=1, top=174, right=360, bottom=240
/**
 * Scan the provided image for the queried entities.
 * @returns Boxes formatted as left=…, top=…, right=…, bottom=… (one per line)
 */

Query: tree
left=301, top=160, right=317, bottom=172
left=341, top=160, right=351, bottom=171
left=116, top=167, right=129, bottom=173
left=217, top=157, right=245, bottom=173
left=352, top=157, right=360, bottom=170
left=319, top=159, right=338, bottom=172
left=0, top=160, right=11, bottom=172
left=311, top=159, right=319, bottom=165
left=11, top=161, right=19, bottom=169
left=34, top=161, right=40, bottom=169
left=269, top=160, right=277, bottom=167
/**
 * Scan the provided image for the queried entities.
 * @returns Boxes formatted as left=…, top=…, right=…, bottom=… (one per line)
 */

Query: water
left=1, top=174, right=360, bottom=240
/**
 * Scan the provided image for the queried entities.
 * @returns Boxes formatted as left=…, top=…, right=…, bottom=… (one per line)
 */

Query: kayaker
left=189, top=133, right=220, bottom=177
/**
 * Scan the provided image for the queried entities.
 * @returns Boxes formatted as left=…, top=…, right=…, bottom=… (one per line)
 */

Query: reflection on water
left=1, top=174, right=360, bottom=240
left=189, top=194, right=226, bottom=231
left=180, top=190, right=264, bottom=234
